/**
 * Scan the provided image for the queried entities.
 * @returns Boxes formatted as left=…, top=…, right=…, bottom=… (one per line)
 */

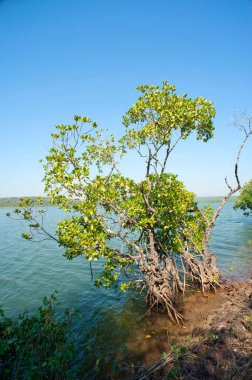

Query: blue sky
left=0, top=0, right=252, bottom=196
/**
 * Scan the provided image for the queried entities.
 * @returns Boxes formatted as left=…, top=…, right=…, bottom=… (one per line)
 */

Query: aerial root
left=181, top=251, right=221, bottom=293
left=143, top=251, right=221, bottom=323
left=145, top=278, right=185, bottom=324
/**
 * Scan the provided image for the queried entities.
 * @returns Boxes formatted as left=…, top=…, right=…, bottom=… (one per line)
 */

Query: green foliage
left=170, top=343, right=188, bottom=359
left=122, top=81, right=215, bottom=148
left=0, top=294, right=77, bottom=379
left=208, top=331, right=220, bottom=341
left=161, top=344, right=188, bottom=379
left=234, top=179, right=252, bottom=216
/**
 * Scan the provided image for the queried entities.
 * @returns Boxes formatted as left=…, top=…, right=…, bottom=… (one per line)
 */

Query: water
left=209, top=202, right=252, bottom=279
left=0, top=201, right=252, bottom=375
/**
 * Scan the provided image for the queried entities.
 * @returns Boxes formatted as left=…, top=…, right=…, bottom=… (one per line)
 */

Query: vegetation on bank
left=0, top=294, right=77, bottom=379
left=4, top=83, right=252, bottom=377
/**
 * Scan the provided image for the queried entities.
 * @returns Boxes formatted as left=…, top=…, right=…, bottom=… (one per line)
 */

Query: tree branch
left=205, top=116, right=252, bottom=243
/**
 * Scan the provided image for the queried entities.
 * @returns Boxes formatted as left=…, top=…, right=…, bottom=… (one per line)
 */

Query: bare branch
left=205, top=114, right=252, bottom=243
left=225, top=176, right=233, bottom=192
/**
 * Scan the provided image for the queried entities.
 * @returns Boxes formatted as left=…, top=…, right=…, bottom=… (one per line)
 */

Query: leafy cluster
left=122, top=81, right=215, bottom=150
left=234, top=179, right=252, bottom=216
left=0, top=294, right=77, bottom=379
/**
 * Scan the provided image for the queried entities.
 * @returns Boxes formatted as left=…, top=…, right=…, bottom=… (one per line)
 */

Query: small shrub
left=0, top=293, right=77, bottom=379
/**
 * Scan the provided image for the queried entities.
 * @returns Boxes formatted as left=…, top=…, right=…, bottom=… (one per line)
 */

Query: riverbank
left=133, top=279, right=252, bottom=379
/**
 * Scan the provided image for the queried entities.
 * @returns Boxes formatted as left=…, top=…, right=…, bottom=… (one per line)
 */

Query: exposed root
left=181, top=251, right=221, bottom=293
left=141, top=250, right=222, bottom=323
left=147, top=287, right=184, bottom=324
left=144, top=267, right=185, bottom=323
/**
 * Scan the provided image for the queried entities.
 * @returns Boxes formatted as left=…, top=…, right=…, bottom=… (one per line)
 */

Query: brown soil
left=129, top=279, right=252, bottom=379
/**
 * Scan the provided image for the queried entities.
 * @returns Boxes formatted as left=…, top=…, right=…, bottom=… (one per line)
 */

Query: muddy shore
left=130, top=279, right=252, bottom=379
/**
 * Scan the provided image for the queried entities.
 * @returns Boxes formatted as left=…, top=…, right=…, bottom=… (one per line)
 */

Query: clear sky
left=0, top=0, right=252, bottom=197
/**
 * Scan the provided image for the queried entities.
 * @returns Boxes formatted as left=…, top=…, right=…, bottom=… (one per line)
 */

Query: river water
left=0, top=201, right=252, bottom=376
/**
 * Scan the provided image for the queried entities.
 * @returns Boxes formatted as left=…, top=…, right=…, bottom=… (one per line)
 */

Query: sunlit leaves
left=42, top=116, right=124, bottom=207
left=22, top=233, right=32, bottom=240
left=121, top=80, right=215, bottom=150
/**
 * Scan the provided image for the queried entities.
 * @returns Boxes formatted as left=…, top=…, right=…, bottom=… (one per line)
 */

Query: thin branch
left=205, top=117, right=252, bottom=243
left=161, top=133, right=183, bottom=175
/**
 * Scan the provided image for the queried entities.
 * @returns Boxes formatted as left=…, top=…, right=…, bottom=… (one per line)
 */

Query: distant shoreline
left=0, top=196, right=236, bottom=208
left=0, top=197, right=52, bottom=208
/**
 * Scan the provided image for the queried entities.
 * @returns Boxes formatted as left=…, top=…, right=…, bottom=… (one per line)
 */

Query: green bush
left=0, top=293, right=77, bottom=379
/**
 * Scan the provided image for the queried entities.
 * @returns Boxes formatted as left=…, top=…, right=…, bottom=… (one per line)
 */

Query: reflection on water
left=0, top=201, right=252, bottom=376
